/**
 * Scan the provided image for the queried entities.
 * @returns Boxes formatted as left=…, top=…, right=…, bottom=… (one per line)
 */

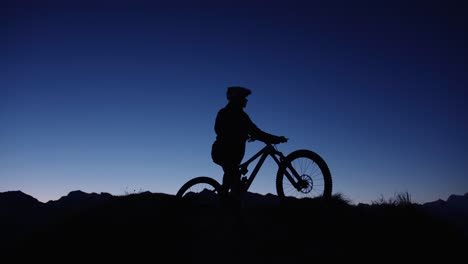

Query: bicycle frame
left=239, top=144, right=303, bottom=193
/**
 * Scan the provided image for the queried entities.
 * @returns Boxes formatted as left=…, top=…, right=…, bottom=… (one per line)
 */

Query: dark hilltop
left=1, top=190, right=467, bottom=262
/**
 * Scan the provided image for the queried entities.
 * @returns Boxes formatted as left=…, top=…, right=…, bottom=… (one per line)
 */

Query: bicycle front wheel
left=176, top=176, right=221, bottom=203
left=276, top=150, right=332, bottom=200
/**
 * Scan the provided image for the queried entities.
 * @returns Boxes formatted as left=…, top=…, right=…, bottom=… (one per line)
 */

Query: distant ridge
left=46, top=190, right=114, bottom=209
left=0, top=190, right=41, bottom=207
left=1, top=190, right=467, bottom=207
left=0, top=190, right=44, bottom=216
left=421, top=192, right=468, bottom=238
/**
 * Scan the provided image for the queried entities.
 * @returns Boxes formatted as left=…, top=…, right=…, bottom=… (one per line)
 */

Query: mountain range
left=1, top=190, right=467, bottom=262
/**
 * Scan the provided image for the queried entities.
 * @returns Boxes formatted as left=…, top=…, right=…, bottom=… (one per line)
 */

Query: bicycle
left=176, top=141, right=332, bottom=202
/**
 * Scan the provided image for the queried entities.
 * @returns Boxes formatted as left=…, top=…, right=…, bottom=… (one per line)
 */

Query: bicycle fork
left=272, top=155, right=305, bottom=191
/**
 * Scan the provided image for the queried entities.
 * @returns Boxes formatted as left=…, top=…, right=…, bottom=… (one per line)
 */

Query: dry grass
left=371, top=191, right=413, bottom=206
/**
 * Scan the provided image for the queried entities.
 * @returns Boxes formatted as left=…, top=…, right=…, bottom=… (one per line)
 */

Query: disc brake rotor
left=299, top=174, right=313, bottom=193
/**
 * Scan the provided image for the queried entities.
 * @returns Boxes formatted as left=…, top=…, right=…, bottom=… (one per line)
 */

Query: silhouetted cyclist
left=211, top=86, right=287, bottom=207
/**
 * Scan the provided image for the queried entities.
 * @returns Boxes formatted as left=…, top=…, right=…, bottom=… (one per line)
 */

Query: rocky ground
left=1, top=191, right=466, bottom=262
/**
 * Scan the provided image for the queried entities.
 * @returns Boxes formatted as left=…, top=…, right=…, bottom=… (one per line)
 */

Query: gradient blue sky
left=1, top=0, right=467, bottom=204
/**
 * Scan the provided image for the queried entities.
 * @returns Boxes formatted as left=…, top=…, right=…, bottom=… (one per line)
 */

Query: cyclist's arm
left=245, top=113, right=281, bottom=143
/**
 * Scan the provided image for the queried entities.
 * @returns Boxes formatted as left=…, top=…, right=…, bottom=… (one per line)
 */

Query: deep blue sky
left=1, top=0, right=467, bottom=204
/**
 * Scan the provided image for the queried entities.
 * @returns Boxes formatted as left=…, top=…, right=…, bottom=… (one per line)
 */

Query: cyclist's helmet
left=227, top=86, right=251, bottom=101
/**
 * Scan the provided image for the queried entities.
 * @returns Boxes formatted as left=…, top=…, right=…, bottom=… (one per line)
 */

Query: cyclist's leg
left=229, top=168, right=242, bottom=200
left=219, top=147, right=244, bottom=211
left=222, top=164, right=241, bottom=208
left=222, top=165, right=237, bottom=193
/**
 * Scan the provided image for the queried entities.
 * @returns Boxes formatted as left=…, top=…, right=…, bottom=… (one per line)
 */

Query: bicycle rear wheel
left=176, top=176, right=222, bottom=204
left=276, top=150, right=332, bottom=200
